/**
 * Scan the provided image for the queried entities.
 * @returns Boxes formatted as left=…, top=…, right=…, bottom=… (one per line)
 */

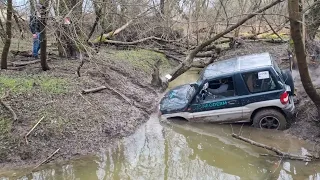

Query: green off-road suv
left=159, top=52, right=295, bottom=130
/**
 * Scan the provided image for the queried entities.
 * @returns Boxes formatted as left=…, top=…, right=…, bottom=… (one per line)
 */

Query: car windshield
left=161, top=84, right=197, bottom=111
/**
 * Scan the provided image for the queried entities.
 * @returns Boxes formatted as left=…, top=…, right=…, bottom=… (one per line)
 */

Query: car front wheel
left=252, top=109, right=287, bottom=130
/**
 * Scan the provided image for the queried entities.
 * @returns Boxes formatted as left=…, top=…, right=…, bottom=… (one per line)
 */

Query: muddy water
left=1, top=69, right=320, bottom=180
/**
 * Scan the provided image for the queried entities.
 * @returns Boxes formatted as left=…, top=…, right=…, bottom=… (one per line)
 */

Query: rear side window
left=242, top=71, right=277, bottom=93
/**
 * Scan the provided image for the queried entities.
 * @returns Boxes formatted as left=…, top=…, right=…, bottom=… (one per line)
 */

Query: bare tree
left=1, top=0, right=13, bottom=69
left=288, top=0, right=320, bottom=114
left=166, top=0, right=284, bottom=83
left=305, top=0, right=320, bottom=40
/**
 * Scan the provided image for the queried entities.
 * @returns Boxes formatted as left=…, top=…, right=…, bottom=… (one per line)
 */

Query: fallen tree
left=232, top=133, right=318, bottom=161
left=163, top=0, right=285, bottom=84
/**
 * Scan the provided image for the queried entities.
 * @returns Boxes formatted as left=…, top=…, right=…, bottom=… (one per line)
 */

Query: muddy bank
left=0, top=48, right=174, bottom=170
left=284, top=65, right=320, bottom=143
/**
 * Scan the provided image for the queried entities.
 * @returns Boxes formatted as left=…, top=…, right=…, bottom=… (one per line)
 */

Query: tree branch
left=166, top=0, right=284, bottom=82
left=232, top=133, right=314, bottom=161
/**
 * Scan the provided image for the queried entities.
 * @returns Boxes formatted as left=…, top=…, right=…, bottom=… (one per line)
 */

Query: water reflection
left=2, top=114, right=320, bottom=180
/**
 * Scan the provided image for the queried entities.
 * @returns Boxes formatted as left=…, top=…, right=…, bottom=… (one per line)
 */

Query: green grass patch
left=257, top=33, right=289, bottom=40
left=113, top=49, right=171, bottom=73
left=0, top=75, right=68, bottom=95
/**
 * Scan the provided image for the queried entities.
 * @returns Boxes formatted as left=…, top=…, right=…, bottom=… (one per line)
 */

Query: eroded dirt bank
left=0, top=48, right=174, bottom=170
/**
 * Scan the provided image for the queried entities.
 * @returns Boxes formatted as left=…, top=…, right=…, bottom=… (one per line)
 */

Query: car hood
left=160, top=84, right=197, bottom=114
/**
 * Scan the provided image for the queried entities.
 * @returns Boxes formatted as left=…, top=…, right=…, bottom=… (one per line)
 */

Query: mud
left=0, top=48, right=164, bottom=170
left=284, top=65, right=320, bottom=143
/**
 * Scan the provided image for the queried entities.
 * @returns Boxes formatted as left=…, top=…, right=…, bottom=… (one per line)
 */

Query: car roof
left=200, top=52, right=273, bottom=80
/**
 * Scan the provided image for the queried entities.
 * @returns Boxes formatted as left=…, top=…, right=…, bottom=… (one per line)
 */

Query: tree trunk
left=87, top=1, right=102, bottom=41
left=288, top=0, right=320, bottom=114
left=1, top=0, right=13, bottom=69
left=166, top=0, right=284, bottom=82
left=39, top=0, right=50, bottom=71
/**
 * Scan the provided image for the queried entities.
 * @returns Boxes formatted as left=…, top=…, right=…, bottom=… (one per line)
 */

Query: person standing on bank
left=29, top=5, right=42, bottom=59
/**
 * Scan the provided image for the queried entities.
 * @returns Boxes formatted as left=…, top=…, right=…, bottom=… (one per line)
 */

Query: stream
left=1, top=68, right=320, bottom=180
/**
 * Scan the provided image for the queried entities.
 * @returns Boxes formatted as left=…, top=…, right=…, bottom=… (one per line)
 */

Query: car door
left=239, top=68, right=284, bottom=119
left=187, top=75, right=243, bottom=122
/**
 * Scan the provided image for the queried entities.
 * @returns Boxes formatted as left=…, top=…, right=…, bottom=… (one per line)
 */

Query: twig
left=25, top=116, right=45, bottom=144
left=104, top=84, right=133, bottom=105
left=78, top=92, right=93, bottom=105
left=0, top=92, right=18, bottom=121
left=33, top=148, right=60, bottom=170
left=81, top=86, right=107, bottom=94
left=232, top=133, right=314, bottom=161
left=262, top=15, right=284, bottom=42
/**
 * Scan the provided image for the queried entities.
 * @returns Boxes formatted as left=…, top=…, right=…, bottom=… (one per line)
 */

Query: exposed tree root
left=0, top=92, right=18, bottom=121
left=77, top=54, right=85, bottom=77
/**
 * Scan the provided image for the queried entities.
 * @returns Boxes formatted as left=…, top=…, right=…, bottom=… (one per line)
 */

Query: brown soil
left=0, top=48, right=164, bottom=170
left=284, top=65, right=320, bottom=143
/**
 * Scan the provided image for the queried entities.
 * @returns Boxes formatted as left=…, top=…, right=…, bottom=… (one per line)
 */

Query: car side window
left=197, top=76, right=236, bottom=103
left=242, top=70, right=277, bottom=93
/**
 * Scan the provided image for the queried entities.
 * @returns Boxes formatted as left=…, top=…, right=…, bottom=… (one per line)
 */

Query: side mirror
left=190, top=83, right=198, bottom=88
left=202, top=82, right=209, bottom=91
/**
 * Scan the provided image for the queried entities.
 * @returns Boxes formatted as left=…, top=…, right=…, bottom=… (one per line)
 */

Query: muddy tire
left=281, top=69, right=295, bottom=96
left=252, top=109, right=287, bottom=130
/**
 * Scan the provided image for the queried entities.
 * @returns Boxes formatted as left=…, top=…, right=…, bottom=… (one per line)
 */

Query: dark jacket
left=29, top=15, right=41, bottom=34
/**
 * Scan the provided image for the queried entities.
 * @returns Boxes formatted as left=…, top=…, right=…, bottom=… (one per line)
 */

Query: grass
left=0, top=75, right=68, bottom=95
left=238, top=32, right=290, bottom=40
left=112, top=49, right=172, bottom=73
left=257, top=32, right=290, bottom=40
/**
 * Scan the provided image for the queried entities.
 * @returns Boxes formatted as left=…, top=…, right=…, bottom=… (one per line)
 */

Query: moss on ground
left=112, top=49, right=171, bottom=73
left=0, top=75, right=68, bottom=95
left=257, top=33, right=289, bottom=40
left=238, top=32, right=290, bottom=40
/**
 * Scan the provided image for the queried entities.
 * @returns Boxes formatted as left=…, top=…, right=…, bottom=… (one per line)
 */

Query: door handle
left=228, top=100, right=237, bottom=105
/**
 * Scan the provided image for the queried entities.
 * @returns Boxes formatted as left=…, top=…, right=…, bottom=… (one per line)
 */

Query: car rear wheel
left=252, top=109, right=287, bottom=130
